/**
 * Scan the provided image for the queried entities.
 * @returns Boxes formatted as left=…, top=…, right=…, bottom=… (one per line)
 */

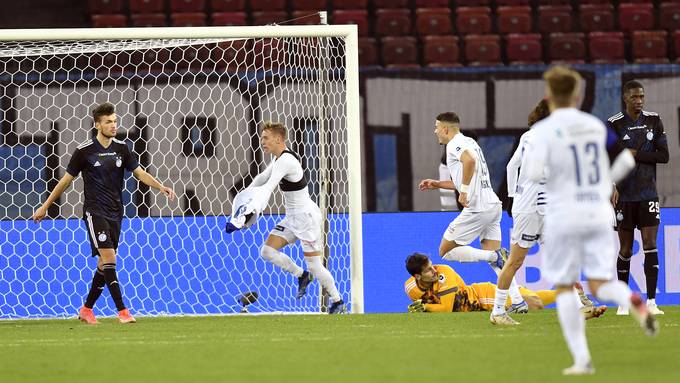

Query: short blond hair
left=543, top=66, right=582, bottom=107
left=261, top=121, right=286, bottom=139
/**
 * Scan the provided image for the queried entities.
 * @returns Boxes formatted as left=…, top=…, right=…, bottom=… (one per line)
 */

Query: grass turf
left=0, top=307, right=677, bottom=383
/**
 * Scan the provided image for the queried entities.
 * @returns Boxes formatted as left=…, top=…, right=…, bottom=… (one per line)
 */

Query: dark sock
left=84, top=268, right=106, bottom=309
left=643, top=249, right=659, bottom=300
left=617, top=253, right=631, bottom=284
left=102, top=263, right=126, bottom=311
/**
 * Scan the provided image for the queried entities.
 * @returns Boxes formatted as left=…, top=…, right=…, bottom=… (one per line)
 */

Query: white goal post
left=0, top=25, right=363, bottom=317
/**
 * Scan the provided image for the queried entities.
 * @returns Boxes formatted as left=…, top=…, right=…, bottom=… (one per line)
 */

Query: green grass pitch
left=1, top=307, right=677, bottom=382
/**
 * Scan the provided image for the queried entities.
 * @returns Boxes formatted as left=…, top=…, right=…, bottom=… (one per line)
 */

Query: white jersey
left=525, top=108, right=613, bottom=232
left=506, top=129, right=547, bottom=215
left=250, top=150, right=315, bottom=213
left=446, top=133, right=501, bottom=212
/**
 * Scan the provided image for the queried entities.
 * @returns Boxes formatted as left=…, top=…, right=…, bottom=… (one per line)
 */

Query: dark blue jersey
left=66, top=137, right=139, bottom=221
left=607, top=110, right=669, bottom=201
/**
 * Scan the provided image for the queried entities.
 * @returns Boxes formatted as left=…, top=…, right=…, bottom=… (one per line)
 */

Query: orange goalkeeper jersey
left=404, top=264, right=485, bottom=312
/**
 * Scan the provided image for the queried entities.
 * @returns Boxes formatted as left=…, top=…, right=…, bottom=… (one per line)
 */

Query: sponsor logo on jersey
left=627, top=124, right=647, bottom=130
left=274, top=225, right=285, bottom=232
left=456, top=147, right=461, bottom=152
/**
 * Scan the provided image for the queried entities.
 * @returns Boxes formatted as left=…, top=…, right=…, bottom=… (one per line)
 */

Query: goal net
left=0, top=25, right=363, bottom=318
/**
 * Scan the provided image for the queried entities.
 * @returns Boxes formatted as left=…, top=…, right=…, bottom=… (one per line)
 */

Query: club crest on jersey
left=438, top=274, right=446, bottom=284
left=97, top=232, right=107, bottom=242
left=616, top=211, right=624, bottom=221
left=646, top=131, right=654, bottom=141
left=115, top=157, right=122, bottom=167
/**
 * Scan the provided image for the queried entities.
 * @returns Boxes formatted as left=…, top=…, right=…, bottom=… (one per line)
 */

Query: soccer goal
left=0, top=23, right=363, bottom=318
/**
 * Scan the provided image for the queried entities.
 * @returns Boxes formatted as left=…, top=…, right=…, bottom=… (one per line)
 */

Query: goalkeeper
left=404, top=253, right=604, bottom=320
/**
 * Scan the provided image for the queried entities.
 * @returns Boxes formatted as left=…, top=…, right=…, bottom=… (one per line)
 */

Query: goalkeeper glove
left=408, top=299, right=425, bottom=313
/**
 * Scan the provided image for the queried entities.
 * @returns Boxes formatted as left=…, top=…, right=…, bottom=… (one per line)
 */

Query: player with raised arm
left=249, top=122, right=345, bottom=314
left=607, top=80, right=669, bottom=316
left=525, top=66, right=657, bottom=376
left=418, top=112, right=527, bottom=311
left=31, top=102, right=175, bottom=324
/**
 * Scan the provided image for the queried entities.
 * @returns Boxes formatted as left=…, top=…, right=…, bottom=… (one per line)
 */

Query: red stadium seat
left=588, top=31, right=625, bottom=63
left=250, top=0, right=286, bottom=12
left=580, top=0, right=617, bottom=3
left=88, top=0, right=123, bottom=14
left=464, top=34, right=501, bottom=66
left=171, top=12, right=207, bottom=26
left=632, top=31, right=669, bottom=64
left=423, top=35, right=461, bottom=67
left=130, top=13, right=167, bottom=27
left=538, top=5, right=572, bottom=34
left=579, top=4, right=614, bottom=32
left=332, top=0, right=367, bottom=10
left=548, top=33, right=586, bottom=63
left=129, top=0, right=165, bottom=14
left=170, top=0, right=205, bottom=12
left=210, top=0, right=245, bottom=12
left=375, top=9, right=412, bottom=37
left=660, top=2, right=680, bottom=31
left=619, top=3, right=654, bottom=32
left=674, top=31, right=680, bottom=62
left=456, top=7, right=492, bottom=35
left=496, top=6, right=532, bottom=35
left=535, top=0, right=570, bottom=4
left=373, top=0, right=409, bottom=9
left=495, top=0, right=530, bottom=5
left=358, top=37, right=378, bottom=66
left=415, top=8, right=452, bottom=37
left=332, top=10, right=369, bottom=37
left=505, top=34, right=543, bottom=64
left=415, top=0, right=449, bottom=7
left=211, top=12, right=247, bottom=26
left=291, top=11, right=322, bottom=25
left=456, top=0, right=490, bottom=6
left=381, top=36, right=419, bottom=67
left=252, top=11, right=289, bottom=25
left=91, top=14, right=127, bottom=28
left=290, top=0, right=328, bottom=11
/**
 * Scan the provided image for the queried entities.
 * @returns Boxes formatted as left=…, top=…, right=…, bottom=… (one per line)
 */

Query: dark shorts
left=615, top=198, right=660, bottom=231
left=83, top=212, right=121, bottom=257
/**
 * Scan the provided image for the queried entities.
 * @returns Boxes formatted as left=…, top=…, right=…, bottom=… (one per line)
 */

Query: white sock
left=647, top=298, right=656, bottom=305
left=444, top=246, right=496, bottom=262
left=260, top=245, right=303, bottom=277
left=304, top=256, right=341, bottom=303
left=508, top=279, right=524, bottom=305
left=595, top=280, right=632, bottom=309
left=492, top=288, right=508, bottom=315
left=556, top=290, right=591, bottom=367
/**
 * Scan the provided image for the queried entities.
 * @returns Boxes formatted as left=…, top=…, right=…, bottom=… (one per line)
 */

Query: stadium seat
left=675, top=31, right=680, bottom=62
left=250, top=0, right=286, bottom=12
left=496, top=6, right=532, bottom=35
left=494, top=0, right=530, bottom=5
left=632, top=31, right=669, bottom=64
left=380, top=36, right=419, bottom=68
left=373, top=0, right=409, bottom=9
left=619, top=3, right=654, bottom=33
left=291, top=11, right=322, bottom=25
left=130, top=13, right=167, bottom=27
left=250, top=38, right=285, bottom=69
left=290, top=0, right=328, bottom=11
left=415, top=8, right=452, bottom=37
left=660, top=2, right=680, bottom=31
left=88, top=0, right=123, bottom=14
left=170, top=0, right=205, bottom=12
left=358, top=37, right=378, bottom=66
left=91, top=14, right=127, bottom=28
left=211, top=12, right=247, bottom=26
left=332, top=10, right=369, bottom=37
left=456, top=7, right=492, bottom=35
left=332, top=0, right=367, bottom=9
left=548, top=33, right=586, bottom=63
left=210, top=0, right=245, bottom=12
left=375, top=9, right=412, bottom=37
left=423, top=35, right=461, bottom=67
left=456, top=0, right=490, bottom=6
left=538, top=5, right=572, bottom=34
left=588, top=31, right=625, bottom=63
left=464, top=34, right=501, bottom=66
left=415, top=0, right=449, bottom=7
left=129, top=0, right=165, bottom=14
left=579, top=4, right=614, bottom=32
left=171, top=12, right=207, bottom=26
left=505, top=34, right=543, bottom=65
left=252, top=11, right=289, bottom=25
left=580, top=0, right=617, bottom=3
left=535, top=0, right=570, bottom=4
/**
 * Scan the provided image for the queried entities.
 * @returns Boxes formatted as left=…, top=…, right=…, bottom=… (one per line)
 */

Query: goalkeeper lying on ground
left=404, top=253, right=605, bottom=319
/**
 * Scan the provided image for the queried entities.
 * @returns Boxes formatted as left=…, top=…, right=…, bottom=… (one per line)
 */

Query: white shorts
left=542, top=228, right=616, bottom=285
left=269, top=207, right=323, bottom=253
left=443, top=204, right=502, bottom=245
left=510, top=212, right=544, bottom=249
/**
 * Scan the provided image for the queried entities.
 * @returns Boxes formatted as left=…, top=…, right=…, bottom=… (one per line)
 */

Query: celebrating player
left=248, top=122, right=345, bottom=314
left=607, top=80, right=669, bottom=316
left=525, top=66, right=657, bottom=375
left=32, top=102, right=175, bottom=324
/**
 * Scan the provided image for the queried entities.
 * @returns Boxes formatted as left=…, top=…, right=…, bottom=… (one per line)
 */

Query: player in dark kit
left=607, top=80, right=668, bottom=316
left=32, top=102, right=175, bottom=324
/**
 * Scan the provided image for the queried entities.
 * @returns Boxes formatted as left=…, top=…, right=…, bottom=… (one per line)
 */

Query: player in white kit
left=249, top=122, right=345, bottom=314
left=525, top=66, right=657, bottom=375
left=419, top=112, right=526, bottom=309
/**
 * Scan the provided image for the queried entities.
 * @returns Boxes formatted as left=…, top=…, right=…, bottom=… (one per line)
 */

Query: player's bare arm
left=458, top=150, right=476, bottom=207
left=31, top=173, right=75, bottom=223
left=418, top=179, right=456, bottom=191
left=132, top=167, right=176, bottom=200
